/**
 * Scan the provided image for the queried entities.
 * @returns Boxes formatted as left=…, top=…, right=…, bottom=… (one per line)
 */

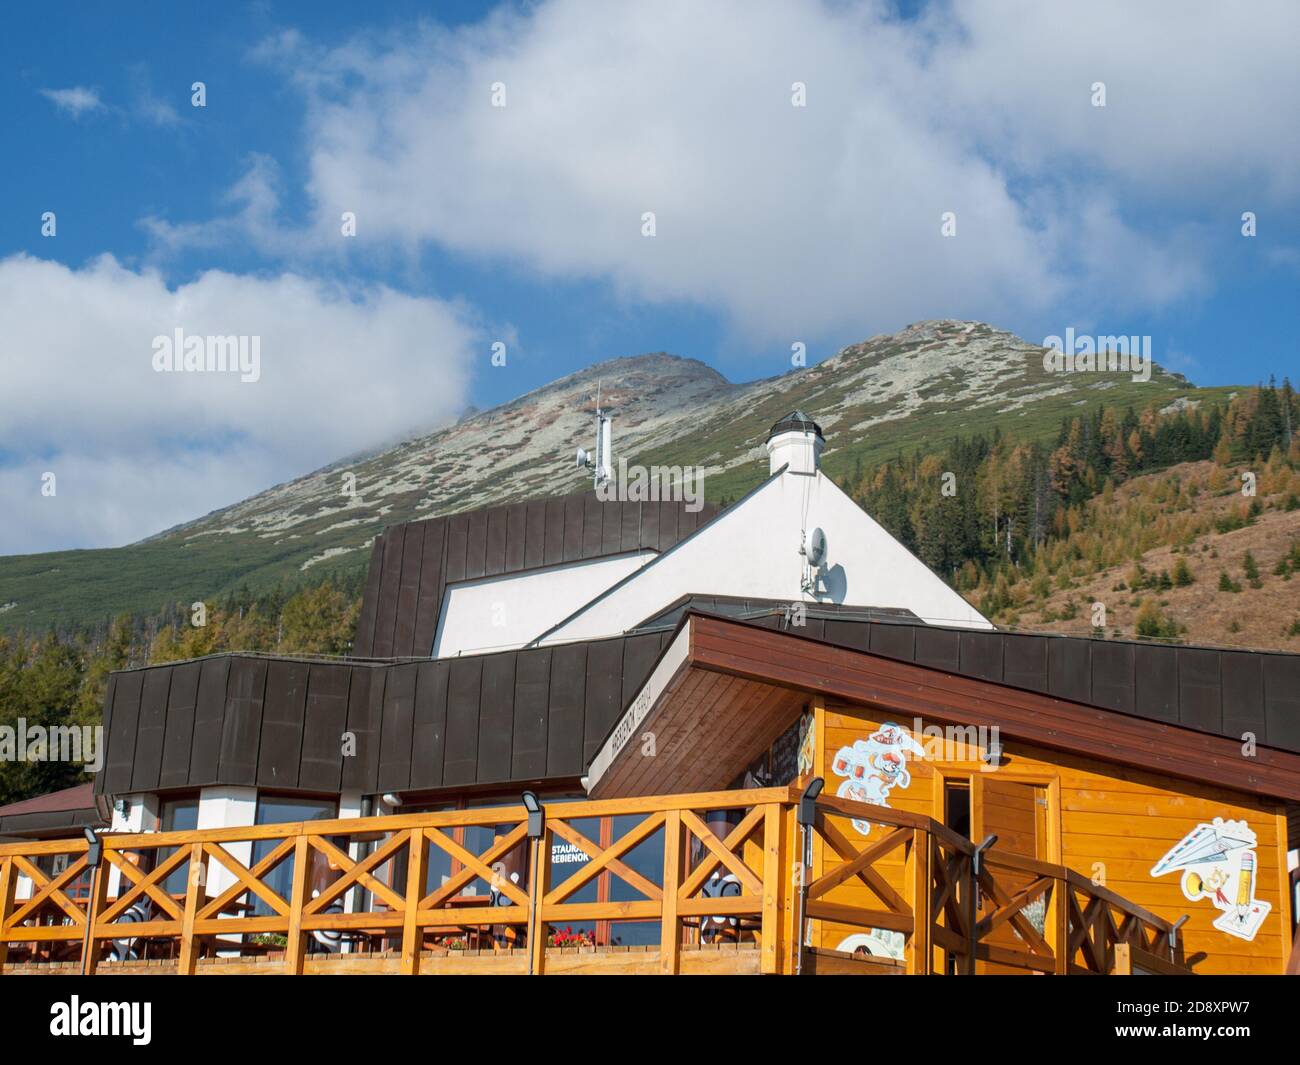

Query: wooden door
left=973, top=777, right=1051, bottom=973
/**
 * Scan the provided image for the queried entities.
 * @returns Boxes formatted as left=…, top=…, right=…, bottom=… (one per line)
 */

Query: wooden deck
left=2, top=943, right=764, bottom=976
left=0, top=785, right=1194, bottom=976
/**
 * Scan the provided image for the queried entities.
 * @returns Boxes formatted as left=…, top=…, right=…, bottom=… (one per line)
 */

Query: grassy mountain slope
left=1010, top=460, right=1300, bottom=651
left=0, top=320, right=1236, bottom=633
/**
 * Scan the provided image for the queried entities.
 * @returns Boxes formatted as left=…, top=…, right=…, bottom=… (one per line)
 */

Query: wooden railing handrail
left=819, top=797, right=1180, bottom=931
left=0, top=785, right=1194, bottom=976
left=978, top=848, right=1060, bottom=879
left=1060, top=867, right=1176, bottom=932
left=0, top=786, right=795, bottom=856
left=810, top=793, right=935, bottom=832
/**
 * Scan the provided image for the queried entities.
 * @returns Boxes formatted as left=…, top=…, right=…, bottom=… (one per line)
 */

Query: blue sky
left=1, top=1, right=1298, bottom=553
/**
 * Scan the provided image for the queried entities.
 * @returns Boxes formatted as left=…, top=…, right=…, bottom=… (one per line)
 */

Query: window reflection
left=608, top=814, right=665, bottom=946
left=158, top=798, right=200, bottom=897
left=249, top=795, right=336, bottom=917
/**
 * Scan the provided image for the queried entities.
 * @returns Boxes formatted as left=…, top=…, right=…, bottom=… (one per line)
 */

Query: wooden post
left=399, top=829, right=427, bottom=976
left=82, top=854, right=114, bottom=975
left=782, top=804, right=800, bottom=975
left=177, top=843, right=205, bottom=975
left=906, top=829, right=931, bottom=975
left=960, top=848, right=977, bottom=976
left=284, top=834, right=311, bottom=975
left=760, top=803, right=781, bottom=975
left=524, top=831, right=541, bottom=974
left=528, top=825, right=552, bottom=976
left=0, top=858, right=16, bottom=974
left=659, top=809, right=682, bottom=975
left=809, top=699, right=826, bottom=953
left=1046, top=871, right=1069, bottom=975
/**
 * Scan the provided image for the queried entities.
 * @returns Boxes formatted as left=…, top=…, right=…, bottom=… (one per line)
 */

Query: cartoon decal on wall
left=1150, top=818, right=1271, bottom=942
left=835, top=929, right=905, bottom=961
left=830, top=721, right=925, bottom=835
left=796, top=711, right=816, bottom=777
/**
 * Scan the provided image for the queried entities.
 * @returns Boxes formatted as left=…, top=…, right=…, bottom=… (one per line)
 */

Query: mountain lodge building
left=2, top=412, right=1298, bottom=976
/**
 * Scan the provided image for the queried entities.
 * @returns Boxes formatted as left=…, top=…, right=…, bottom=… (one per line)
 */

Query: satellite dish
left=803, top=527, right=827, bottom=567
left=576, top=447, right=592, bottom=470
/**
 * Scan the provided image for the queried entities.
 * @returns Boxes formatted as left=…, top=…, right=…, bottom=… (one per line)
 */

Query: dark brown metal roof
left=352, top=492, right=722, bottom=658
left=588, top=612, right=1300, bottom=802
left=632, top=599, right=1300, bottom=755
left=90, top=600, right=1300, bottom=806
left=0, top=782, right=95, bottom=817
left=95, top=629, right=675, bottom=800
left=0, top=783, right=104, bottom=837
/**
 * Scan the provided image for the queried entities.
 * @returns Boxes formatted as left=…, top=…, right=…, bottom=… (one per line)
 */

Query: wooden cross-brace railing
left=0, top=784, right=1191, bottom=976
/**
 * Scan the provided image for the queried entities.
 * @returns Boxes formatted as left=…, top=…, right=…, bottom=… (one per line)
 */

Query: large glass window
left=607, top=813, right=665, bottom=946
left=392, top=802, right=455, bottom=896
left=463, top=797, right=523, bottom=900
left=158, top=797, right=200, bottom=897
left=250, top=795, right=336, bottom=916
left=547, top=812, right=601, bottom=942
left=35, top=847, right=93, bottom=902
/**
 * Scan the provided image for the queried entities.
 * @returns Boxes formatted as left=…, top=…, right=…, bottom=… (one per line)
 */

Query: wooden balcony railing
left=0, top=784, right=1192, bottom=975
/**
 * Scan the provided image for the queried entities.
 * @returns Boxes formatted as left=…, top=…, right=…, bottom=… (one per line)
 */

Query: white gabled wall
left=540, top=469, right=990, bottom=644
left=433, top=551, right=656, bottom=657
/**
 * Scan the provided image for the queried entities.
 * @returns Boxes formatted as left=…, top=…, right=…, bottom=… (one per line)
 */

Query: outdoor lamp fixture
left=793, top=778, right=824, bottom=976
left=521, top=790, right=544, bottom=838
left=797, top=777, right=824, bottom=827
left=521, top=791, right=545, bottom=975
left=972, top=834, right=998, bottom=879
left=83, top=824, right=103, bottom=869
left=1170, top=914, right=1190, bottom=961
left=80, top=826, right=103, bottom=975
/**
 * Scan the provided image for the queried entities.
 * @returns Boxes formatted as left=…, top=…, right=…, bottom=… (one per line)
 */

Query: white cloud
left=142, top=154, right=288, bottom=256
left=127, top=64, right=182, bottom=127
left=39, top=86, right=104, bottom=117
left=924, top=1, right=1300, bottom=203
left=133, top=91, right=181, bottom=127
left=0, top=254, right=481, bottom=553
left=231, top=0, right=1297, bottom=346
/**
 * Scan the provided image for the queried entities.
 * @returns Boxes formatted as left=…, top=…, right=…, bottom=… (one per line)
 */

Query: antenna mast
left=575, top=382, right=614, bottom=489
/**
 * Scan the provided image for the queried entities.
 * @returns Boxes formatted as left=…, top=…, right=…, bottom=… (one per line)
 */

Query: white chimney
left=765, top=411, right=824, bottom=476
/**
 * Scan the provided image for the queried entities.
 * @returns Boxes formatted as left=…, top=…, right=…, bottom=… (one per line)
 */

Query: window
left=250, top=795, right=336, bottom=916
left=159, top=797, right=200, bottom=896
left=34, top=846, right=93, bottom=903
left=548, top=812, right=602, bottom=944
left=395, top=802, right=456, bottom=895
left=607, top=813, right=666, bottom=946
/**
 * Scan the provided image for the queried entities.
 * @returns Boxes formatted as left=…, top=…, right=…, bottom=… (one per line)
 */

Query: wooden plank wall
left=817, top=702, right=1291, bottom=975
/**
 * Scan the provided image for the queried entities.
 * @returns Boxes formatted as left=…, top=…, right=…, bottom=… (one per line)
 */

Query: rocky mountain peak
left=111, top=321, right=1205, bottom=601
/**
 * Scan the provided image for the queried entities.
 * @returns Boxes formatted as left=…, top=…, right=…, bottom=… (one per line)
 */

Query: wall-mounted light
left=83, top=825, right=103, bottom=870
left=521, top=791, right=543, bottom=838
left=797, top=777, right=824, bottom=827
left=1170, top=914, right=1190, bottom=961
